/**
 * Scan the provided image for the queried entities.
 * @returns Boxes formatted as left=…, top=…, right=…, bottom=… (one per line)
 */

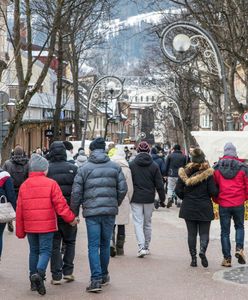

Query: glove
left=160, top=201, right=166, bottom=208
left=154, top=200, right=160, bottom=209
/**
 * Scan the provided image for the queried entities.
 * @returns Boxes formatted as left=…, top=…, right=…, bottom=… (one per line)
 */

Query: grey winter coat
left=71, top=149, right=128, bottom=218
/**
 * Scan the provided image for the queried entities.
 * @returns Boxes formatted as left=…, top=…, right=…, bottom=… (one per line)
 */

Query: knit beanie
left=89, top=137, right=106, bottom=151
left=13, top=145, right=24, bottom=156
left=63, top=141, right=73, bottom=151
left=29, top=154, right=49, bottom=172
left=224, top=142, right=237, bottom=157
left=191, top=148, right=206, bottom=164
left=137, top=141, right=150, bottom=153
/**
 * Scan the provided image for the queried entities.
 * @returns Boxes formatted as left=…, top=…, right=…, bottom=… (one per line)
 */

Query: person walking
left=107, top=142, right=117, bottom=158
left=151, top=147, right=166, bottom=176
left=129, top=141, right=165, bottom=258
left=16, top=154, right=78, bottom=296
left=2, top=145, right=29, bottom=232
left=47, top=141, right=78, bottom=285
left=0, top=169, right=16, bottom=261
left=110, top=149, right=133, bottom=256
left=175, top=148, right=219, bottom=268
left=164, top=144, right=187, bottom=208
left=213, top=142, right=248, bottom=267
left=75, top=149, right=87, bottom=167
left=71, top=137, right=127, bottom=293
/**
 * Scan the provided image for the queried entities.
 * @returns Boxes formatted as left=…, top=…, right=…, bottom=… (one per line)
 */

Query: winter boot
left=189, top=248, right=197, bottom=267
left=199, top=240, right=209, bottom=268
left=110, top=234, right=116, bottom=257
left=30, top=275, right=37, bottom=291
left=167, top=198, right=173, bottom=208
left=116, top=235, right=125, bottom=256
left=30, top=271, right=46, bottom=295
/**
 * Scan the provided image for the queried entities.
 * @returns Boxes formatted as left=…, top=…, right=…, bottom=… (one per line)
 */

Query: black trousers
left=114, top=225, right=125, bottom=237
left=185, top=220, right=211, bottom=250
left=50, top=221, right=77, bottom=280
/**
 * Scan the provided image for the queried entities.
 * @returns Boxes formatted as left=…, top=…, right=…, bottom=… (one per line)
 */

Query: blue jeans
left=219, top=205, right=245, bottom=259
left=85, top=215, right=115, bottom=281
left=0, top=223, right=6, bottom=257
left=27, top=232, right=54, bottom=276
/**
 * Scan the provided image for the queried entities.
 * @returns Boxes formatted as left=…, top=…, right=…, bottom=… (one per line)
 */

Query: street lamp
left=156, top=98, right=187, bottom=155
left=81, top=75, right=124, bottom=148
left=159, top=21, right=233, bottom=131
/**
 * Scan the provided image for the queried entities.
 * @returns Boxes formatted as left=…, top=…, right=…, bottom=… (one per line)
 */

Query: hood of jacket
left=178, top=163, right=214, bottom=186
left=111, top=156, right=129, bottom=168
left=76, top=154, right=87, bottom=164
left=49, top=141, right=67, bottom=162
left=11, top=155, right=29, bottom=165
left=215, top=157, right=247, bottom=179
left=134, top=152, right=153, bottom=167
left=88, top=149, right=110, bottom=164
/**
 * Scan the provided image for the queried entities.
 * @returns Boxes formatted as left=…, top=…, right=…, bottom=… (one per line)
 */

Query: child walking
left=16, top=154, right=78, bottom=296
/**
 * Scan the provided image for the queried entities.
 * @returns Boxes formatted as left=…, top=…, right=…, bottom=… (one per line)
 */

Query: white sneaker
left=51, top=279, right=62, bottom=285
left=137, top=248, right=146, bottom=258
left=145, top=249, right=150, bottom=255
left=63, top=274, right=75, bottom=282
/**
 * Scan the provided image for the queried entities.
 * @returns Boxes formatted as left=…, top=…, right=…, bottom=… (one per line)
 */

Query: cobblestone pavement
left=1, top=206, right=248, bottom=300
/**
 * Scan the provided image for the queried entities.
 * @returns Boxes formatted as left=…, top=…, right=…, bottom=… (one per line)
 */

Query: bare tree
left=167, top=0, right=248, bottom=111
left=0, top=0, right=66, bottom=161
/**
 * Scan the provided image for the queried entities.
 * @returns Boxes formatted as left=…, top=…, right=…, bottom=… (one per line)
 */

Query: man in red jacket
left=214, top=142, right=248, bottom=267
left=16, top=154, right=78, bottom=296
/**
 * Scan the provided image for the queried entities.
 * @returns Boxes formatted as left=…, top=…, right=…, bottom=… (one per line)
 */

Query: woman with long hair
left=175, top=148, right=219, bottom=268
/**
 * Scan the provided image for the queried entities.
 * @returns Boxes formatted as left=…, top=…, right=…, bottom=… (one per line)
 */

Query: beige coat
left=111, top=156, right=133, bottom=225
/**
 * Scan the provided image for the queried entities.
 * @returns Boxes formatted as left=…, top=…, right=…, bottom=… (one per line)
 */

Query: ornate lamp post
left=159, top=21, right=233, bottom=131
left=81, top=75, right=124, bottom=148
left=156, top=97, right=187, bottom=155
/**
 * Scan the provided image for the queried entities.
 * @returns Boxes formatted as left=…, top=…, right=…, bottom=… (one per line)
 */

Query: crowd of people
left=0, top=138, right=247, bottom=296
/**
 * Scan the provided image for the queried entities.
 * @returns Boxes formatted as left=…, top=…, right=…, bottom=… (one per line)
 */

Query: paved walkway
left=1, top=206, right=248, bottom=299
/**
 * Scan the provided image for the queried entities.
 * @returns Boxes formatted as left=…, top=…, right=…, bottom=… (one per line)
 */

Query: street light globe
left=173, top=34, right=191, bottom=53
left=106, top=81, right=116, bottom=91
left=160, top=101, right=168, bottom=109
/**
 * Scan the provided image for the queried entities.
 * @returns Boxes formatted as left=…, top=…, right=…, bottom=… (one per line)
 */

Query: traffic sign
left=242, top=112, right=248, bottom=124
left=242, top=124, right=248, bottom=131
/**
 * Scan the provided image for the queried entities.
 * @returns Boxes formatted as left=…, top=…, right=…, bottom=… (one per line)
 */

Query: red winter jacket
left=16, top=172, right=75, bottom=238
left=214, top=156, right=248, bottom=207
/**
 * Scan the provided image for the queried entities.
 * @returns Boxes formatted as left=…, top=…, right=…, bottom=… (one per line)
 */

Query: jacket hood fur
left=178, top=163, right=214, bottom=186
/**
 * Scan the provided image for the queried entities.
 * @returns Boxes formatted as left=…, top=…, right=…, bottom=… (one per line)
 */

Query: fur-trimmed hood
left=178, top=163, right=214, bottom=186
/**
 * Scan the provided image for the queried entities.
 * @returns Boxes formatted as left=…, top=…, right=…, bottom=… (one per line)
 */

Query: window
left=200, top=114, right=210, bottom=128
left=9, top=86, right=18, bottom=99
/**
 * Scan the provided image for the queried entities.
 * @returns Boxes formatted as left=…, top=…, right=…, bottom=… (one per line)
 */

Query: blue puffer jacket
left=71, top=149, right=127, bottom=218
left=151, top=151, right=166, bottom=176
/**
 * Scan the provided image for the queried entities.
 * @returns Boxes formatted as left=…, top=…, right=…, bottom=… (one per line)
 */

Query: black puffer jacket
left=71, top=149, right=127, bottom=218
left=175, top=163, right=219, bottom=221
left=47, top=141, right=78, bottom=205
left=164, top=150, right=187, bottom=177
left=129, top=153, right=165, bottom=204
left=2, top=155, right=29, bottom=195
